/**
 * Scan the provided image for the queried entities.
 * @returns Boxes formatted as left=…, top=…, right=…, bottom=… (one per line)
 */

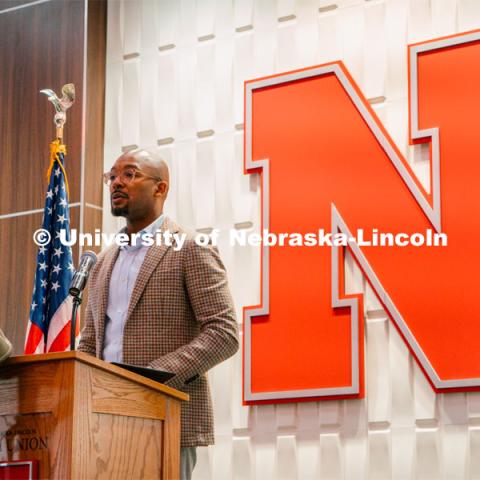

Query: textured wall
left=103, top=1, right=480, bottom=478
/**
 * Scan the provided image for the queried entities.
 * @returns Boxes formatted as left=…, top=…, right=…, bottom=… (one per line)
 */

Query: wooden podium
left=0, top=351, right=188, bottom=479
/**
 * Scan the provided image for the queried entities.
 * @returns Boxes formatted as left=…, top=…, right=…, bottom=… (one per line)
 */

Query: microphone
left=69, top=251, right=97, bottom=297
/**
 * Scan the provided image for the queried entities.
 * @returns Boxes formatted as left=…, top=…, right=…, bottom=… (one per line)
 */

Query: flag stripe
left=48, top=320, right=72, bottom=352
left=24, top=322, right=45, bottom=355
left=46, top=296, right=76, bottom=351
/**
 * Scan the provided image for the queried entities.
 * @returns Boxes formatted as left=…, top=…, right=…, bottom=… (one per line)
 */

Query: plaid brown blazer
left=78, top=217, right=239, bottom=446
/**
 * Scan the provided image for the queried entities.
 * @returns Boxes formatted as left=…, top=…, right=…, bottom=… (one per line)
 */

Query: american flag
left=25, top=141, right=76, bottom=354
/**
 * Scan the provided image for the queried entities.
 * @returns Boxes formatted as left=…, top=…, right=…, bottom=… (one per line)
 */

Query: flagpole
left=25, top=84, right=77, bottom=354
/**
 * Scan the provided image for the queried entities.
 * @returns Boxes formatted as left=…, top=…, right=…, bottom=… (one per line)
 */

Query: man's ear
left=155, top=181, right=168, bottom=197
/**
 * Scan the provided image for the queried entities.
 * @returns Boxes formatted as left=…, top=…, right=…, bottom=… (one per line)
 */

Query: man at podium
left=79, top=148, right=239, bottom=480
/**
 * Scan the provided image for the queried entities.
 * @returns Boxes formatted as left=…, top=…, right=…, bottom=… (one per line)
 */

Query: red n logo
left=243, top=30, right=480, bottom=403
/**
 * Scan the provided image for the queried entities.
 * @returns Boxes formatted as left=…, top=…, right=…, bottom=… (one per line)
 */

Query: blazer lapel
left=96, top=245, right=120, bottom=354
left=125, top=217, right=180, bottom=321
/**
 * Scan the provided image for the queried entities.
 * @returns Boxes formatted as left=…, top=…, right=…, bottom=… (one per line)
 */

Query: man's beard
left=111, top=204, right=128, bottom=217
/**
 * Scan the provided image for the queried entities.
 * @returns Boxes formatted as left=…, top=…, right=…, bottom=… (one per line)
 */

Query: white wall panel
left=365, top=283, right=383, bottom=315
left=140, top=0, right=158, bottom=56
left=196, top=43, right=216, bottom=131
left=389, top=321, right=414, bottom=427
left=440, top=393, right=468, bottom=426
left=253, top=0, right=278, bottom=77
left=431, top=0, right=457, bottom=37
left=275, top=435, right=298, bottom=480
left=343, top=400, right=367, bottom=480
left=158, top=146, right=177, bottom=219
left=215, top=0, right=235, bottom=39
left=211, top=437, right=234, bottom=480
left=157, top=52, right=178, bottom=140
left=196, top=0, right=215, bottom=39
left=233, top=436, right=254, bottom=480
left=458, top=0, right=480, bottom=31
left=194, top=139, right=216, bottom=228
left=415, top=428, right=441, bottom=479
left=385, top=0, right=408, bottom=100
left=173, top=140, right=196, bottom=227
left=213, top=132, right=235, bottom=227
left=106, top=0, right=123, bottom=62
left=179, top=0, right=198, bottom=48
left=194, top=446, right=213, bottom=480
left=276, top=403, right=297, bottom=429
left=120, top=60, right=140, bottom=147
left=407, top=0, right=432, bottom=43
left=276, top=0, right=295, bottom=19
left=320, top=433, right=343, bottom=479
left=442, top=424, right=468, bottom=480
left=338, top=4, right=365, bottom=90
left=294, top=2, right=319, bottom=68
left=276, top=22, right=299, bottom=72
left=253, top=435, right=277, bottom=479
left=234, top=0, right=254, bottom=29
left=366, top=317, right=391, bottom=425
left=469, top=427, right=480, bottom=479
left=363, top=2, right=386, bottom=99
left=297, top=402, right=319, bottom=432
left=413, top=360, right=438, bottom=424
left=391, top=427, right=415, bottom=480
left=122, top=0, right=142, bottom=55
left=384, top=97, right=408, bottom=161
left=104, top=62, right=123, bottom=153
left=214, top=40, right=235, bottom=132
left=296, top=434, right=320, bottom=480
left=319, top=400, right=342, bottom=428
left=233, top=32, right=254, bottom=124
left=177, top=47, right=197, bottom=139
left=368, top=429, right=391, bottom=479
left=468, top=392, right=480, bottom=418
left=103, top=1, right=480, bottom=478
left=154, top=0, right=179, bottom=47
left=231, top=334, right=251, bottom=430
left=232, top=132, right=258, bottom=226
left=317, top=8, right=342, bottom=64
left=138, top=55, right=158, bottom=147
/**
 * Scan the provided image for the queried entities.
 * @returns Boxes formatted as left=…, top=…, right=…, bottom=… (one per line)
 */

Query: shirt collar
left=120, top=213, right=165, bottom=252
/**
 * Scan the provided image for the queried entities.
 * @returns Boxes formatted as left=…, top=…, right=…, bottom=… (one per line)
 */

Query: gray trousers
left=180, top=447, right=197, bottom=480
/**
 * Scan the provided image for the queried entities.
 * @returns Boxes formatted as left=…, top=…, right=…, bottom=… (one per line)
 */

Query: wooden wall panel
left=0, top=0, right=84, bottom=213
left=85, top=0, right=107, bottom=208
left=0, top=0, right=106, bottom=355
left=0, top=213, right=44, bottom=353
left=0, top=1, right=44, bottom=12
left=83, top=206, right=103, bottom=256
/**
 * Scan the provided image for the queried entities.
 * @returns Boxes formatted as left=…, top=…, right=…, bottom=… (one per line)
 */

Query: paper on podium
left=111, top=362, right=175, bottom=384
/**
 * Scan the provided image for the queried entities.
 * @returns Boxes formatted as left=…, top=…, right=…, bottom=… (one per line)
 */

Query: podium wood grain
left=0, top=351, right=188, bottom=479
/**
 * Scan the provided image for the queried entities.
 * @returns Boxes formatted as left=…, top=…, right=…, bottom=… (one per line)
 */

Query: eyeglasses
left=103, top=168, right=162, bottom=187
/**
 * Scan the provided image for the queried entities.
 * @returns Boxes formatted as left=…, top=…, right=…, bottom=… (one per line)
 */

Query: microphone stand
left=70, top=292, right=83, bottom=351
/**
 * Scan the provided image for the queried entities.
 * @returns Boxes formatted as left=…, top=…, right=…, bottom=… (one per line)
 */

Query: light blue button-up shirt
left=102, top=214, right=165, bottom=362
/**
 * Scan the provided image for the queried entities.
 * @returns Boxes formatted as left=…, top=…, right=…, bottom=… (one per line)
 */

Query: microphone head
left=69, top=250, right=98, bottom=297
left=81, top=250, right=98, bottom=265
